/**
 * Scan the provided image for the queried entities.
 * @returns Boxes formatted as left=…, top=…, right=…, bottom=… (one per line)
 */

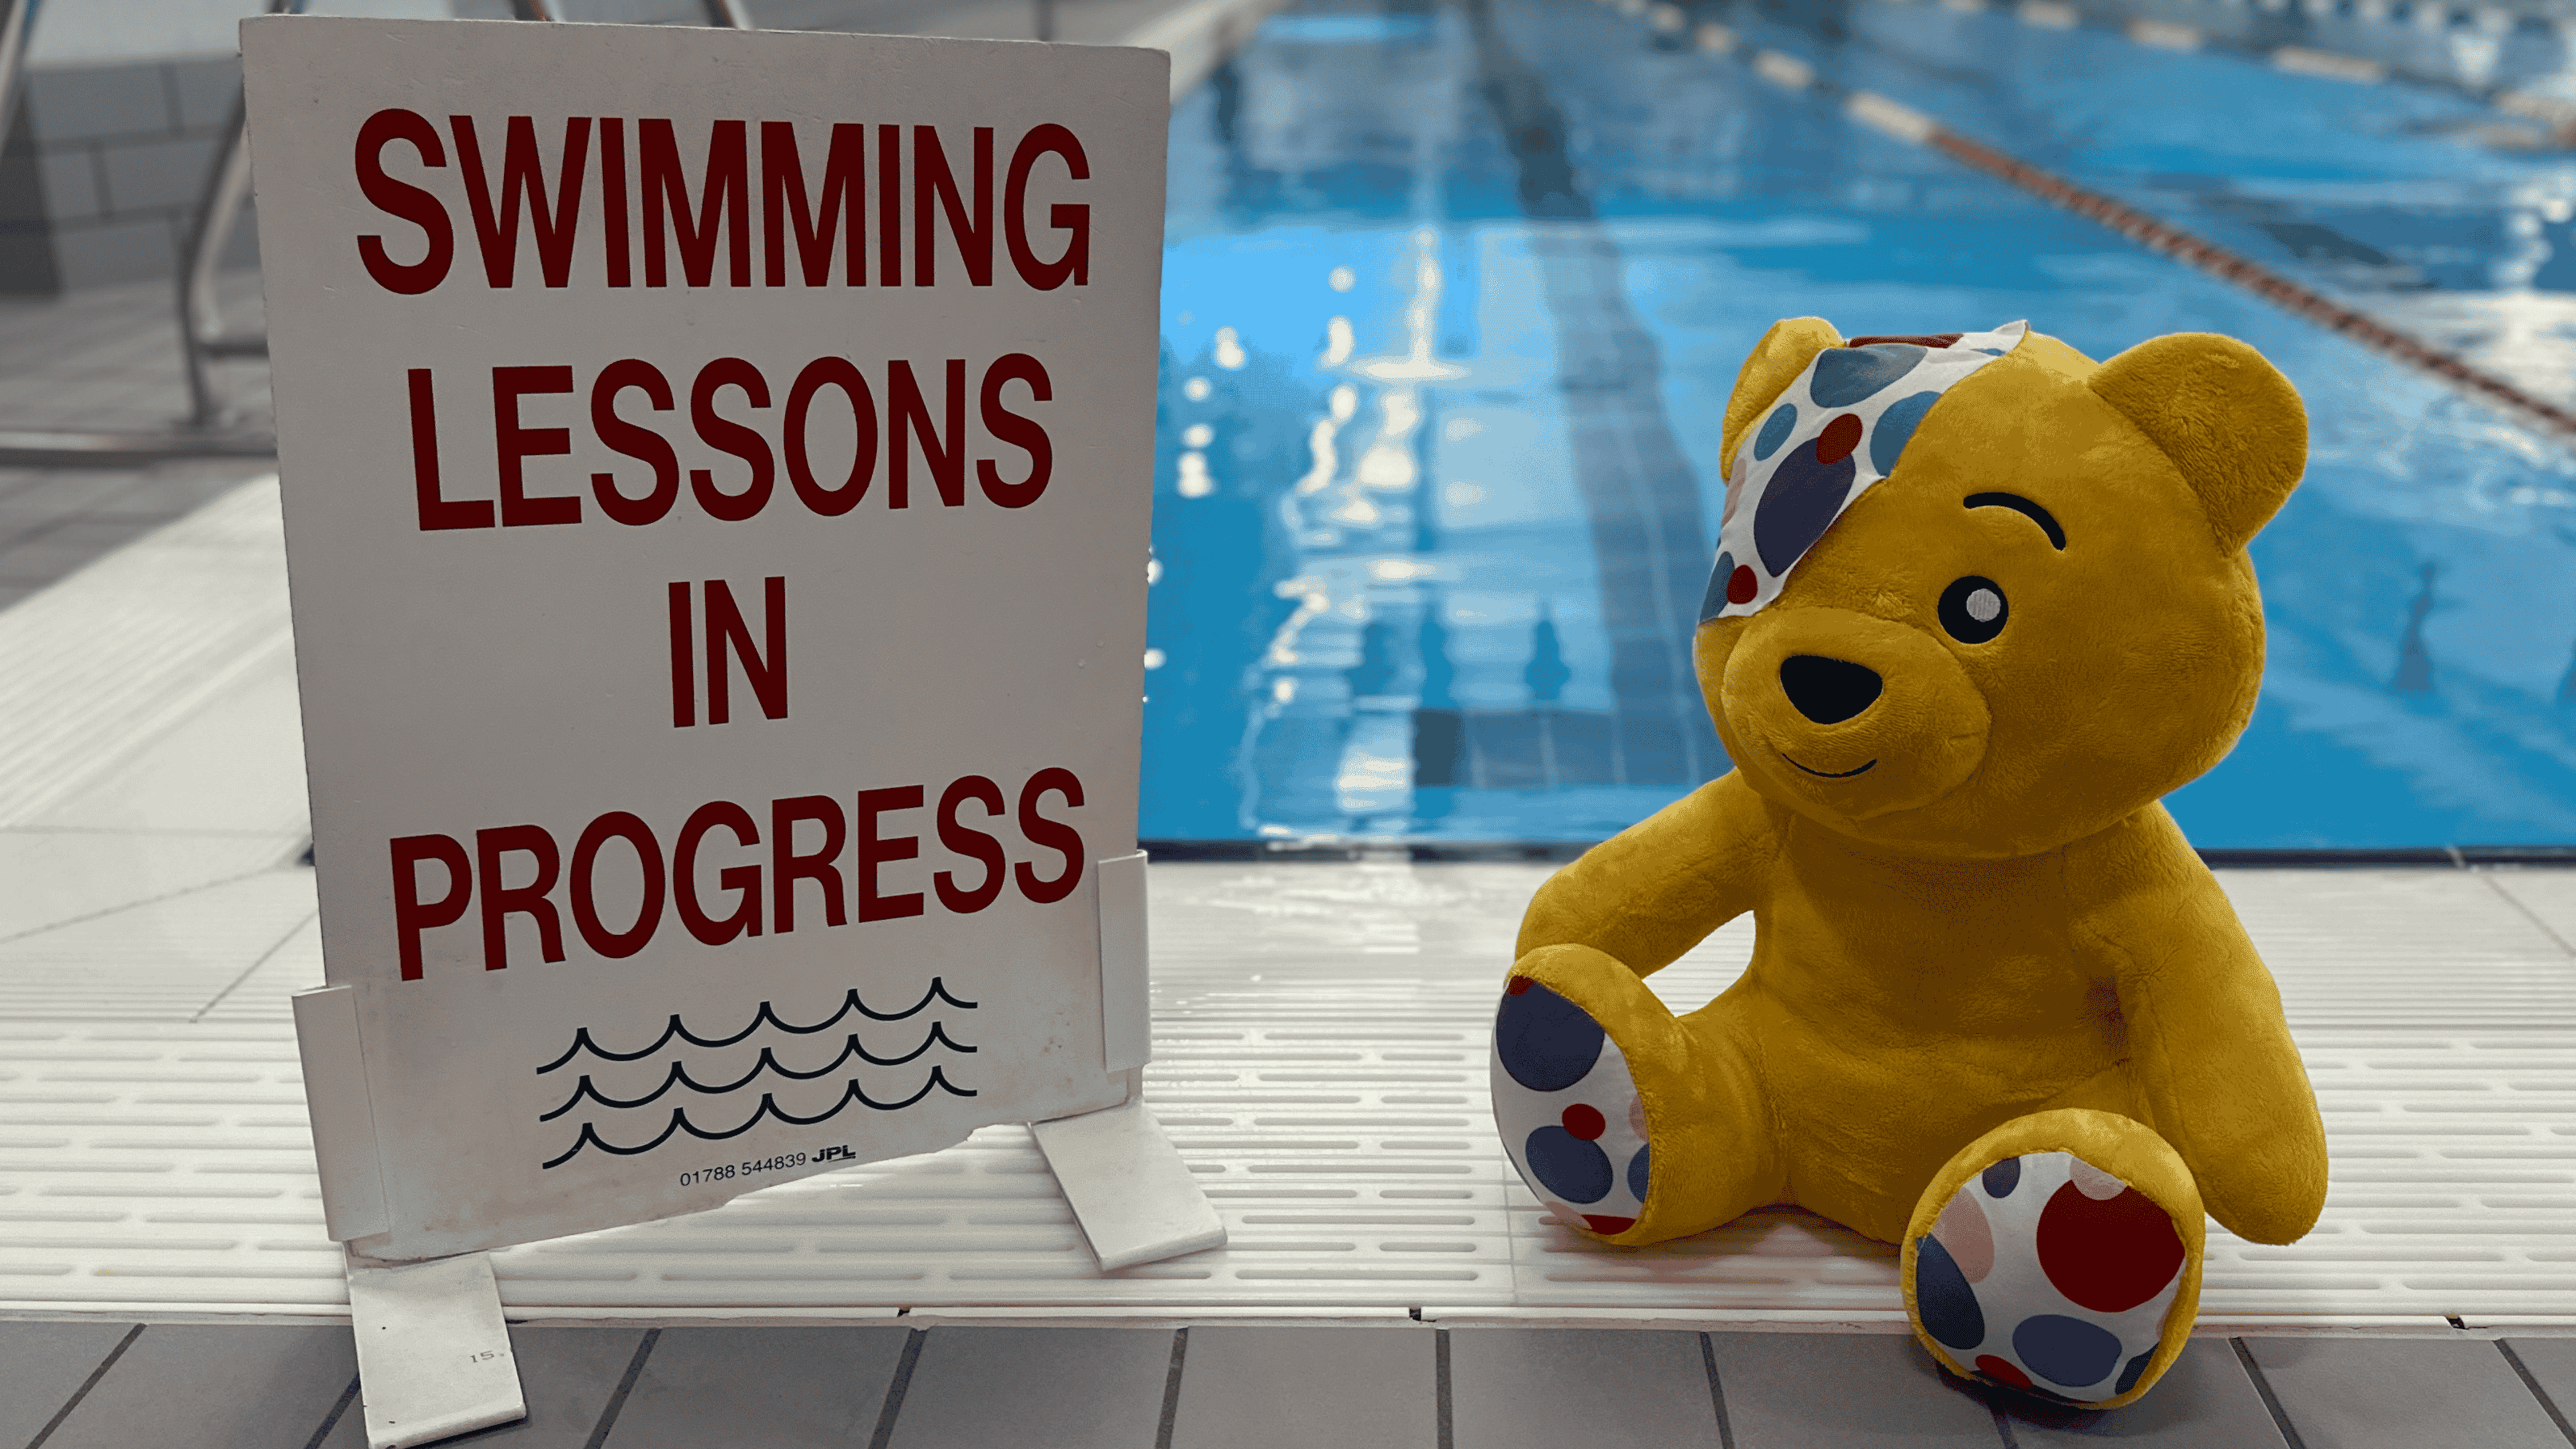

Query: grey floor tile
left=317, top=1326, right=649, bottom=1449
left=1167, top=1326, right=1438, bottom=1449
left=888, top=1326, right=1174, bottom=1449
left=1707, top=1332, right=2004, bottom=1448
left=1446, top=1328, right=1717, bottom=1449
left=602, top=1326, right=908, bottom=1449
left=2504, top=1338, right=2576, bottom=1431
left=1998, top=1339, right=2287, bottom=1446
left=2241, top=1336, right=2567, bottom=1449
left=0, top=1320, right=136, bottom=1448
left=42, top=1324, right=354, bottom=1449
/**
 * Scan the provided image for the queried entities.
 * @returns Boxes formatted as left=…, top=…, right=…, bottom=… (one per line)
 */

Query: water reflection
left=1144, top=0, right=2576, bottom=847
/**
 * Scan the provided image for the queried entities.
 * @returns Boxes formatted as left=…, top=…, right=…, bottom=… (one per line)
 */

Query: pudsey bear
left=1490, top=319, right=2326, bottom=1407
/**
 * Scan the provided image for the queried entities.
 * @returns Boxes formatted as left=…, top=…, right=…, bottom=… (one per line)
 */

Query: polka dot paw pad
left=1490, top=984, right=1650, bottom=1234
left=1911, top=1150, right=2190, bottom=1404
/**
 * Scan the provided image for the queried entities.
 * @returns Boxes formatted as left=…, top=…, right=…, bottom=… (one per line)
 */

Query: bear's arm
left=1513, top=771, right=1784, bottom=975
left=2066, top=811, right=2328, bottom=1245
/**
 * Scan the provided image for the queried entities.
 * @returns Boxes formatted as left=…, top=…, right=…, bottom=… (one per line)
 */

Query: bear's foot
left=1491, top=975, right=1651, bottom=1236
left=1907, top=1111, right=2205, bottom=1409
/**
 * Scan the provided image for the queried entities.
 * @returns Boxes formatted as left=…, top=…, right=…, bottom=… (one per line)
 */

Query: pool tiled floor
left=13, top=1318, right=2576, bottom=1447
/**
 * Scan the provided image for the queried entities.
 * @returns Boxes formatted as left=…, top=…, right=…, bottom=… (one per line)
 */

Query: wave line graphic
left=536, top=1023, right=979, bottom=1121
left=535, top=979, right=979, bottom=1074
left=539, top=1065, right=978, bottom=1169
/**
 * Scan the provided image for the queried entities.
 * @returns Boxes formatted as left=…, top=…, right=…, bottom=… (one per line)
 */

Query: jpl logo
left=815, top=1144, right=856, bottom=1163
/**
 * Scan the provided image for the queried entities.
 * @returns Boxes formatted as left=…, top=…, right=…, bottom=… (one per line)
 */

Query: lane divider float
left=1866, top=0, right=2576, bottom=139
left=1646, top=6, right=2576, bottom=441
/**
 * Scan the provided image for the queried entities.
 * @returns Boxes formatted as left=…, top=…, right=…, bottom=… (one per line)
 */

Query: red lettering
left=858, top=786, right=925, bottom=920
left=641, top=118, right=751, bottom=288
left=390, top=833, right=470, bottom=981
left=674, top=801, right=762, bottom=945
left=912, top=125, right=992, bottom=288
left=394, top=770, right=1089, bottom=976
left=889, top=359, right=966, bottom=508
left=570, top=812, right=664, bottom=959
left=591, top=359, right=680, bottom=525
left=784, top=357, right=876, bottom=516
left=877, top=123, right=902, bottom=287
left=409, top=368, right=492, bottom=531
left=601, top=117, right=633, bottom=288
left=934, top=775, right=1007, bottom=914
left=691, top=358, right=775, bottom=521
left=705, top=576, right=787, bottom=724
left=761, top=121, right=866, bottom=287
left=771, top=795, right=848, bottom=931
left=668, top=581, right=696, bottom=729
left=476, top=824, right=566, bottom=969
left=977, top=354, right=1052, bottom=508
left=1004, top=124, right=1088, bottom=291
left=494, top=365, right=580, bottom=526
left=1015, top=768, right=1084, bottom=904
left=450, top=115, right=590, bottom=289
left=356, top=108, right=453, bottom=294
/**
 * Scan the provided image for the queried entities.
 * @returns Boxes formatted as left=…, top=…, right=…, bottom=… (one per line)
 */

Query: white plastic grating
left=1, top=482, right=2573, bottom=1323
left=4, top=861, right=2576, bottom=1323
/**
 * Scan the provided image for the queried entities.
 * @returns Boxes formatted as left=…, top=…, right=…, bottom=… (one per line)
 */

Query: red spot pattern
left=1562, top=1104, right=1605, bottom=1140
left=1814, top=413, right=1864, bottom=464
left=1976, top=1356, right=2033, bottom=1391
left=1726, top=566, right=1758, bottom=605
left=2036, top=1181, right=2186, bottom=1313
left=1582, top=1214, right=1636, bottom=1235
left=1506, top=975, right=1533, bottom=996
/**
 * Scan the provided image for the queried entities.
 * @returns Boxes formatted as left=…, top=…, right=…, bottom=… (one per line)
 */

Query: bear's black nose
left=1780, top=655, right=1883, bottom=724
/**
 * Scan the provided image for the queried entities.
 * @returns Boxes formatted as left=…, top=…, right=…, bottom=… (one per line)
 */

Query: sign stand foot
left=1033, top=1088, right=1226, bottom=1271
left=344, top=1248, right=526, bottom=1449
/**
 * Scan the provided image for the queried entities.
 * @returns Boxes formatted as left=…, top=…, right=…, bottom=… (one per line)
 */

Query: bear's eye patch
left=1939, top=576, right=2009, bottom=644
left=1964, top=492, right=2065, bottom=551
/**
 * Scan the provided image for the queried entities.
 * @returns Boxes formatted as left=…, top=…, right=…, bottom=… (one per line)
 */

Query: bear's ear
left=1721, top=318, right=1843, bottom=468
left=2088, top=333, right=2306, bottom=551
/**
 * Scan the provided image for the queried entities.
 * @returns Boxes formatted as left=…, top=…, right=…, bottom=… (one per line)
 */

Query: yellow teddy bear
left=1489, top=318, right=2326, bottom=1407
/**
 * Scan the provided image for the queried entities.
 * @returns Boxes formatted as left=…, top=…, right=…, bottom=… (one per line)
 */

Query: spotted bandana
left=1701, top=321, right=2030, bottom=622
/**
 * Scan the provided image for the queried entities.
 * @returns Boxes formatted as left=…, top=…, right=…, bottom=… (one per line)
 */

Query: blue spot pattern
left=1627, top=1144, right=1650, bottom=1202
left=1868, top=390, right=1945, bottom=476
left=1753, top=445, right=1856, bottom=575
left=1809, top=344, right=1926, bottom=407
left=1982, top=1157, right=2022, bottom=1198
left=2115, top=1351, right=2153, bottom=1396
left=1913, top=1234, right=1984, bottom=1350
left=1698, top=551, right=1735, bottom=622
left=1494, top=982, right=1602, bottom=1092
left=1754, top=403, right=1799, bottom=461
left=2013, top=1314, right=2124, bottom=1389
left=1525, top=1126, right=1612, bottom=1203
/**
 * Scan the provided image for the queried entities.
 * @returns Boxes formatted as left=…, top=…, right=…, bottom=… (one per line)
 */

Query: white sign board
left=246, top=16, right=1169, bottom=1260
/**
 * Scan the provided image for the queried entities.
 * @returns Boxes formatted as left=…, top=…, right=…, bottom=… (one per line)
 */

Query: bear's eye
left=1939, top=576, right=2008, bottom=644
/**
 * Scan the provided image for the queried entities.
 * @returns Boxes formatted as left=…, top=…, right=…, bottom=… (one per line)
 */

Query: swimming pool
left=1141, top=0, right=2576, bottom=849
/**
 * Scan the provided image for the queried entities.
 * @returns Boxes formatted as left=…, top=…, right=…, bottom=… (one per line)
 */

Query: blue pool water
left=1139, top=0, right=2576, bottom=848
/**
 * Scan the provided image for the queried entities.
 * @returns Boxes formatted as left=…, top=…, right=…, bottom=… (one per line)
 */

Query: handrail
left=0, top=0, right=761, bottom=466
left=174, top=0, right=301, bottom=431
left=0, top=0, right=282, bottom=462
left=0, top=0, right=31, bottom=160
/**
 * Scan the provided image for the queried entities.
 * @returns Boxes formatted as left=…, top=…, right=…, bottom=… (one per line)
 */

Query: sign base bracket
left=1032, top=1082, right=1226, bottom=1271
left=343, top=1248, right=526, bottom=1449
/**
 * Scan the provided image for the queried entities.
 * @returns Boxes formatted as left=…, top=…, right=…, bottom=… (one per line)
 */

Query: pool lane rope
left=1634, top=5, right=2576, bottom=445
left=1621, top=0, right=2576, bottom=137
left=1899, top=0, right=2576, bottom=137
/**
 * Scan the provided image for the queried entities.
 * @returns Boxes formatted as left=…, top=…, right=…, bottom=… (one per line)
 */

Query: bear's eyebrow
left=1964, top=492, right=2066, bottom=550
